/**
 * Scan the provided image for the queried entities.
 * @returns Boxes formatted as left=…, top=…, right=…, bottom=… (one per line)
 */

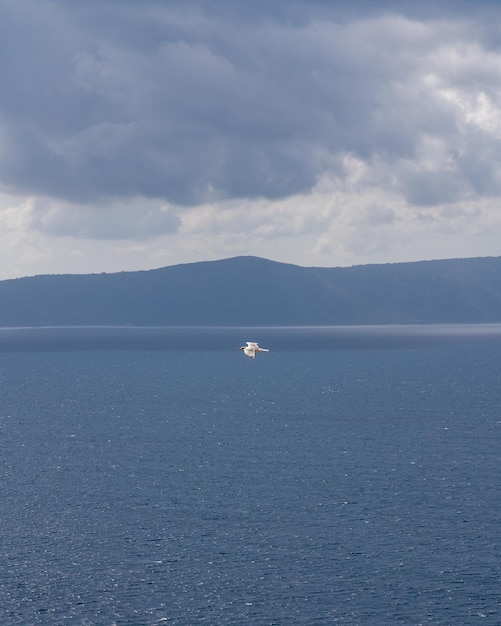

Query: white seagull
left=238, top=341, right=269, bottom=359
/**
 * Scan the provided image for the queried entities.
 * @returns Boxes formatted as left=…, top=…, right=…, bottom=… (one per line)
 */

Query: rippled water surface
left=0, top=327, right=499, bottom=624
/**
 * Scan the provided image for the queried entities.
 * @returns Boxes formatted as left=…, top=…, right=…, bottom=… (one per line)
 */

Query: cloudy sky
left=1, top=0, right=501, bottom=278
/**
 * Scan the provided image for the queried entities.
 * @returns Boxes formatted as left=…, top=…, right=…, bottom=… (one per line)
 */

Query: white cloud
left=22, top=197, right=181, bottom=240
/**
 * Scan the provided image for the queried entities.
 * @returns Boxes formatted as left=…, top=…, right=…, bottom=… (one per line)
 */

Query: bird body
left=239, top=341, right=269, bottom=359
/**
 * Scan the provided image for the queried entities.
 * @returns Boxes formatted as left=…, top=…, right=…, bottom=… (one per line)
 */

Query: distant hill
left=1, top=255, right=501, bottom=326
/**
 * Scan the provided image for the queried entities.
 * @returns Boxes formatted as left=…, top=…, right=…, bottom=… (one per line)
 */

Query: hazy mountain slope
left=1, top=255, right=501, bottom=326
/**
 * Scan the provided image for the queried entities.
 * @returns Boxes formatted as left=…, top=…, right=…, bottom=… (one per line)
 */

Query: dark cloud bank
left=0, top=0, right=500, bottom=208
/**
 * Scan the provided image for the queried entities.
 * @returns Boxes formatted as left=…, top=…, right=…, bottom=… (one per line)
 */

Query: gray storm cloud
left=0, top=0, right=500, bottom=213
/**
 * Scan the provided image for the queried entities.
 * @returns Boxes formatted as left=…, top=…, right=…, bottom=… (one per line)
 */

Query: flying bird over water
left=239, top=342, right=269, bottom=359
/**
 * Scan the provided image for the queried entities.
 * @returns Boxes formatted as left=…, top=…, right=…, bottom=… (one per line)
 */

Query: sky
left=1, top=0, right=501, bottom=278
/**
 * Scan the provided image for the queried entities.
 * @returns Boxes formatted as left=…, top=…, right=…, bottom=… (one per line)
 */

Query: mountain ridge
left=1, top=255, right=501, bottom=326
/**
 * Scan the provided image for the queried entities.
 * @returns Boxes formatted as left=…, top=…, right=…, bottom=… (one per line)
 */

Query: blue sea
left=0, top=326, right=499, bottom=625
